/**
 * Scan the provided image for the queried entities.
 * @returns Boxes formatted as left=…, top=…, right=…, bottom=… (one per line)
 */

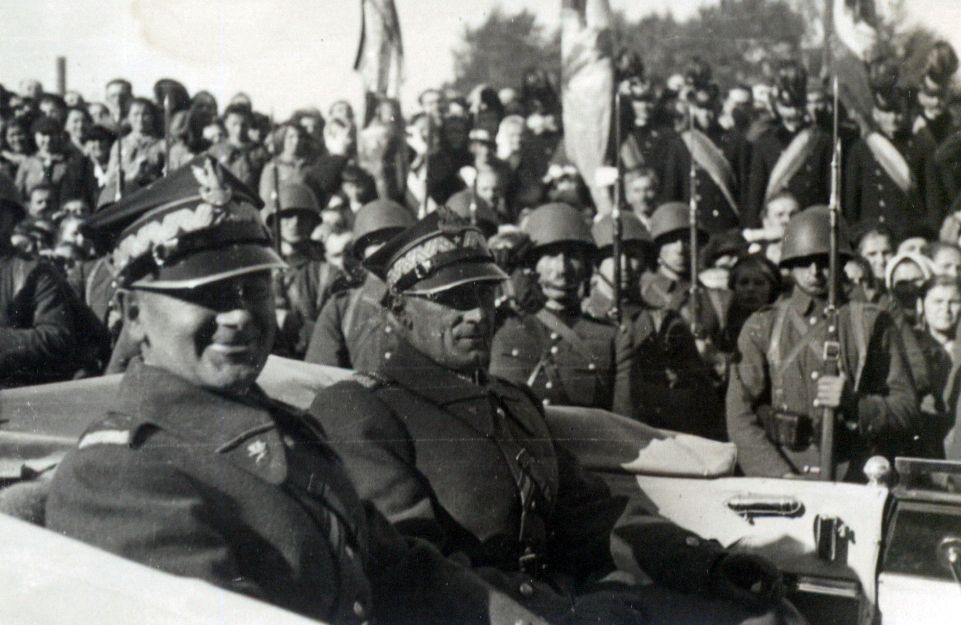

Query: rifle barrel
left=688, top=105, right=701, bottom=338
left=611, top=92, right=623, bottom=324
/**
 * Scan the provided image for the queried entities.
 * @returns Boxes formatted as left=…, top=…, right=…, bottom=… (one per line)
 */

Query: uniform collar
left=118, top=359, right=278, bottom=451
left=787, top=287, right=821, bottom=317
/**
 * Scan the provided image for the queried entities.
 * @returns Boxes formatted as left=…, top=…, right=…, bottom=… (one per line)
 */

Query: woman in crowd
left=0, top=117, right=32, bottom=180
left=855, top=225, right=895, bottom=302
left=259, top=123, right=312, bottom=204
left=15, top=116, right=74, bottom=201
left=919, top=276, right=961, bottom=457
left=106, top=97, right=165, bottom=189
left=720, top=254, right=782, bottom=354
left=63, top=106, right=91, bottom=156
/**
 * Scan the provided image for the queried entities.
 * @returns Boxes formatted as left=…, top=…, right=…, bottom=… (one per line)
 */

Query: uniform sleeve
left=725, top=313, right=794, bottom=477
left=843, top=143, right=862, bottom=225
left=362, top=504, right=556, bottom=625
left=46, top=445, right=262, bottom=601
left=304, top=294, right=350, bottom=367
left=0, top=262, right=77, bottom=379
left=854, top=310, right=921, bottom=442
left=309, top=383, right=451, bottom=549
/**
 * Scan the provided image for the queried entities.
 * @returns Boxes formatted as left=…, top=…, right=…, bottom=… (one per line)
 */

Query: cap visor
left=131, top=243, right=286, bottom=289
left=405, top=261, right=508, bottom=295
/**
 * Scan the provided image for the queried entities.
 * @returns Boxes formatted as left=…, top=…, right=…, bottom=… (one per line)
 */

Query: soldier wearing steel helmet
left=587, top=211, right=725, bottom=438
left=489, top=203, right=619, bottom=410
left=640, top=201, right=732, bottom=353
left=727, top=206, right=920, bottom=480
left=264, top=181, right=338, bottom=358
left=304, top=199, right=414, bottom=370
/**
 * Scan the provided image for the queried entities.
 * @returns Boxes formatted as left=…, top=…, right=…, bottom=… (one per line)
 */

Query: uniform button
left=588, top=363, right=596, bottom=371
left=496, top=407, right=506, bottom=417
left=685, top=536, right=700, bottom=547
left=384, top=325, right=391, bottom=334
left=353, top=601, right=367, bottom=618
left=879, top=200, right=886, bottom=208
left=511, top=348, right=520, bottom=357
left=519, top=582, right=535, bottom=597
left=383, top=351, right=392, bottom=360
left=550, top=332, right=560, bottom=341
left=345, top=544, right=355, bottom=559
left=542, top=399, right=551, bottom=406
left=810, top=371, right=819, bottom=381
left=545, top=381, right=554, bottom=389
left=550, top=346, right=559, bottom=355
left=809, top=317, right=817, bottom=326
left=875, top=168, right=881, bottom=175
left=514, top=620, right=528, bottom=625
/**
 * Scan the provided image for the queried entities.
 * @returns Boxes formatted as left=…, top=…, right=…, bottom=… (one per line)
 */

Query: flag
left=354, top=0, right=404, bottom=99
left=561, top=0, right=614, bottom=214
left=830, top=0, right=878, bottom=129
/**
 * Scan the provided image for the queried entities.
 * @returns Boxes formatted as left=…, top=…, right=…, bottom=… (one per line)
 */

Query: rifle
left=162, top=93, right=173, bottom=177
left=688, top=104, right=702, bottom=339
left=610, top=91, right=624, bottom=325
left=114, top=119, right=124, bottom=201
left=269, top=111, right=282, bottom=257
left=820, top=77, right=842, bottom=481
left=420, top=117, right=432, bottom=219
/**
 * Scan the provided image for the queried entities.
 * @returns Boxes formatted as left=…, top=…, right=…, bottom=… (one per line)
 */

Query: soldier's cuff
left=856, top=396, right=881, bottom=437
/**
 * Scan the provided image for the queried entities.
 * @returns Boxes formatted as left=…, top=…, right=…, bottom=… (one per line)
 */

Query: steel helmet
left=779, top=205, right=854, bottom=267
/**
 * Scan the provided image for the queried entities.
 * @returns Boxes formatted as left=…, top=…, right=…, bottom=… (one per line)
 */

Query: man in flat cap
left=46, top=156, right=555, bottom=625
left=0, top=185, right=79, bottom=387
left=746, top=60, right=833, bottom=228
left=309, top=206, right=798, bottom=625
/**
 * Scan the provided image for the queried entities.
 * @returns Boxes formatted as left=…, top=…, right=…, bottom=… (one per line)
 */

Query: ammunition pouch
left=758, top=405, right=814, bottom=451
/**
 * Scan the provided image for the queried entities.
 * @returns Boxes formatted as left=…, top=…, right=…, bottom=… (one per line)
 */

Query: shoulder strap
left=341, top=288, right=367, bottom=343
left=849, top=301, right=870, bottom=390
left=534, top=308, right=595, bottom=362
left=766, top=304, right=790, bottom=393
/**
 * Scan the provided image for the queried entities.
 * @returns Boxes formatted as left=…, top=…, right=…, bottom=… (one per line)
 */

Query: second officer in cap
left=727, top=206, right=920, bottom=480
left=588, top=211, right=725, bottom=439
left=490, top=202, right=618, bottom=410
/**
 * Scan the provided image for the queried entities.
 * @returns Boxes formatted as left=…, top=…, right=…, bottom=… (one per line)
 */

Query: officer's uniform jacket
left=584, top=289, right=726, bottom=439
left=309, top=336, right=730, bottom=622
left=726, top=289, right=920, bottom=480
left=640, top=270, right=731, bottom=349
left=0, top=251, right=77, bottom=387
left=46, top=360, right=551, bottom=625
left=620, top=125, right=673, bottom=189
left=489, top=307, right=616, bottom=410
left=746, top=124, right=833, bottom=228
left=304, top=272, right=390, bottom=371
left=843, top=130, right=938, bottom=238
left=659, top=125, right=747, bottom=233
left=275, top=242, right=338, bottom=359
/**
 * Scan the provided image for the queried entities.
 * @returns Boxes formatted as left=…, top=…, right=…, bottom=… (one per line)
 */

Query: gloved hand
left=710, top=552, right=785, bottom=610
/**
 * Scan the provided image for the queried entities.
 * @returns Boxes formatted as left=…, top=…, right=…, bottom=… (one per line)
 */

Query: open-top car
left=1, top=357, right=958, bottom=624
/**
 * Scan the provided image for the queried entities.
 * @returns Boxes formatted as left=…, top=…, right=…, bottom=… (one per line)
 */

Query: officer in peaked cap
left=263, top=181, right=337, bottom=359
left=489, top=202, right=621, bottom=410
left=845, top=59, right=936, bottom=239
left=660, top=57, right=746, bottom=233
left=746, top=60, right=833, bottom=228
left=47, top=156, right=552, bottom=625
left=304, top=199, right=415, bottom=370
left=309, top=206, right=798, bottom=625
left=727, top=206, right=919, bottom=480
left=586, top=211, right=725, bottom=439
left=641, top=201, right=731, bottom=354
left=619, top=74, right=672, bottom=180
left=445, top=186, right=500, bottom=237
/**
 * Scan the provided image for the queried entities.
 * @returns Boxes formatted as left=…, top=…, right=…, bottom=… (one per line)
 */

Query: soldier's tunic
left=746, top=125, right=833, bottom=228
left=275, top=242, right=338, bottom=359
left=304, top=273, right=390, bottom=371
left=584, top=290, right=725, bottom=439
left=311, top=336, right=794, bottom=625
left=490, top=308, right=616, bottom=410
left=726, top=290, right=920, bottom=480
left=640, top=271, right=731, bottom=349
left=47, top=360, right=551, bottom=625
left=843, top=130, right=938, bottom=238
left=659, top=126, right=747, bottom=233
left=620, top=125, right=673, bottom=196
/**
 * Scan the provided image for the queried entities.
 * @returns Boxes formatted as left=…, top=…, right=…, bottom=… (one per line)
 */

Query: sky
left=0, top=0, right=959, bottom=119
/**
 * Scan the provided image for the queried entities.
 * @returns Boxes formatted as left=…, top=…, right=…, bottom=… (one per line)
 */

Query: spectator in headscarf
left=259, top=122, right=312, bottom=204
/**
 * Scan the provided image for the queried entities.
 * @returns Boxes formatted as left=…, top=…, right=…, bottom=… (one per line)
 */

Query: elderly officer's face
left=399, top=282, right=498, bottom=373
left=125, top=272, right=276, bottom=393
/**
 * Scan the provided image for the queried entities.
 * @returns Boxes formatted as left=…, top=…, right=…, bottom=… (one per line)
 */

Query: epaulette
left=76, top=412, right=147, bottom=450
left=350, top=371, right=390, bottom=390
